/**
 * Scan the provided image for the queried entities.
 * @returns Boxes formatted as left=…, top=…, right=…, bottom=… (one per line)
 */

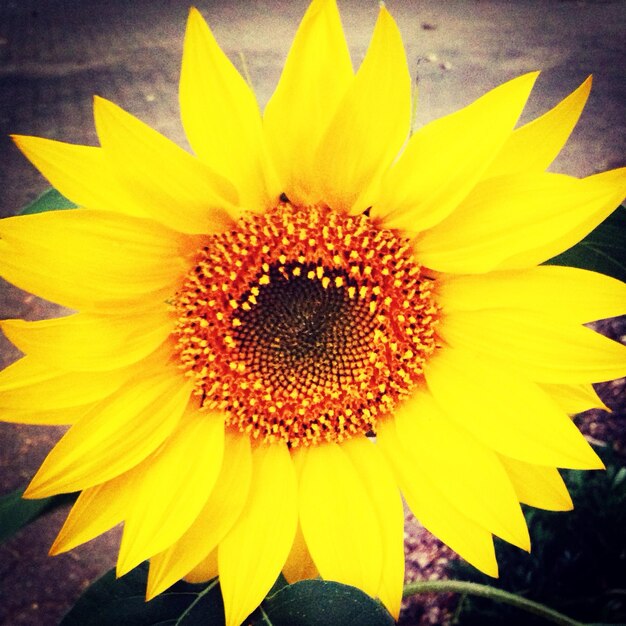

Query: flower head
left=2, top=1, right=626, bottom=624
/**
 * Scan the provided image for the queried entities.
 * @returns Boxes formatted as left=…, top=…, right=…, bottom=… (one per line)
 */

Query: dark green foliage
left=544, top=205, right=626, bottom=284
left=258, top=579, right=395, bottom=626
left=60, top=564, right=393, bottom=625
left=60, top=564, right=225, bottom=626
left=19, top=188, right=77, bottom=214
left=450, top=447, right=626, bottom=625
left=0, top=488, right=76, bottom=543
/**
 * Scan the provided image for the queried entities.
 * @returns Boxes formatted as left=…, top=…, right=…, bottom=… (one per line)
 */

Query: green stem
left=258, top=606, right=274, bottom=626
left=402, top=580, right=585, bottom=626
left=175, top=579, right=219, bottom=623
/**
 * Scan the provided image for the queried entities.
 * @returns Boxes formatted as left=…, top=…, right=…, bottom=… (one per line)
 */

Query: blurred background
left=1, top=1, right=625, bottom=624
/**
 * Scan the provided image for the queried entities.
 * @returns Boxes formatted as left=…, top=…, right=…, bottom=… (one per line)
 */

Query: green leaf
left=257, top=579, right=395, bottom=626
left=60, top=564, right=225, bottom=626
left=544, top=205, right=626, bottom=283
left=0, top=488, right=76, bottom=543
left=20, top=188, right=77, bottom=215
left=62, top=569, right=394, bottom=626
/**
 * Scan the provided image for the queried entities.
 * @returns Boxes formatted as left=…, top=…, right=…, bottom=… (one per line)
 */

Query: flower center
left=171, top=203, right=439, bottom=447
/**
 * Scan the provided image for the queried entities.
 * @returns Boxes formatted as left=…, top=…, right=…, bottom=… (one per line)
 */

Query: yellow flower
left=1, top=1, right=626, bottom=624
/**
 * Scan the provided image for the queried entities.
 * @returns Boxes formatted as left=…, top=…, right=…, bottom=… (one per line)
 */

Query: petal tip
left=520, top=70, right=541, bottom=88
left=92, top=94, right=114, bottom=113
left=507, top=70, right=540, bottom=95
left=10, top=133, right=25, bottom=147
left=376, top=2, right=397, bottom=27
left=145, top=560, right=171, bottom=601
left=22, top=481, right=48, bottom=500
left=145, top=580, right=161, bottom=602
left=576, top=443, right=605, bottom=470
left=10, top=134, right=43, bottom=158
left=186, top=5, right=211, bottom=36
left=485, top=560, right=499, bottom=578
left=187, top=6, right=204, bottom=25
left=116, top=556, right=134, bottom=579
left=513, top=523, right=532, bottom=553
left=48, top=536, right=66, bottom=556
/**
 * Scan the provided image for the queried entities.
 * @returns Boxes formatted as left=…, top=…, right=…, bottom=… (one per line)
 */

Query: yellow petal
left=180, top=8, right=276, bottom=209
left=1, top=404, right=91, bottom=426
left=183, top=550, right=218, bottom=584
left=378, top=418, right=498, bottom=577
left=0, top=356, right=128, bottom=415
left=498, top=455, right=573, bottom=511
left=0, top=343, right=176, bottom=425
left=11, top=135, right=144, bottom=218
left=424, top=346, right=604, bottom=469
left=439, top=308, right=626, bottom=384
left=313, top=5, right=411, bottom=213
left=93, top=96, right=239, bottom=234
left=395, top=390, right=529, bottom=550
left=1, top=309, right=173, bottom=372
left=264, top=0, right=352, bottom=205
left=486, top=76, right=592, bottom=177
left=218, top=444, right=298, bottom=626
left=147, top=431, right=251, bottom=599
left=343, top=437, right=405, bottom=620
left=499, top=170, right=626, bottom=270
left=437, top=266, right=626, bottom=324
left=50, top=470, right=137, bottom=554
left=282, top=521, right=319, bottom=585
left=24, top=370, right=191, bottom=498
left=297, top=442, right=384, bottom=600
left=415, top=169, right=626, bottom=274
left=377, top=72, right=539, bottom=232
left=117, top=409, right=225, bottom=576
left=539, top=383, right=609, bottom=414
left=0, top=209, right=189, bottom=311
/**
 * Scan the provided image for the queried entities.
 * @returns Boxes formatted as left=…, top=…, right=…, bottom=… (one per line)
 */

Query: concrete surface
left=0, top=0, right=625, bottom=624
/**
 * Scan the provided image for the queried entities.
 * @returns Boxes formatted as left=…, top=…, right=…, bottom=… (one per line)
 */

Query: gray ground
left=0, top=1, right=625, bottom=624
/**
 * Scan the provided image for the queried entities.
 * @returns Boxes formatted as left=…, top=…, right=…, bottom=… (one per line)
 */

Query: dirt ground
left=0, top=1, right=625, bottom=624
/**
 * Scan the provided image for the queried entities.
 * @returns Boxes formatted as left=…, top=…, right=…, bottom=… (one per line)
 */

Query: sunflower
left=1, top=1, right=626, bottom=624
